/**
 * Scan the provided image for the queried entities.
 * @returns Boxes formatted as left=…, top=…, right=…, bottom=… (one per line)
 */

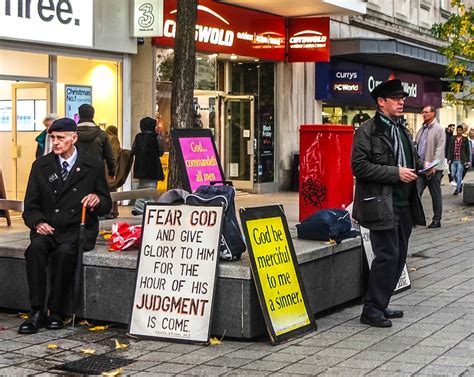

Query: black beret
left=78, top=103, right=95, bottom=119
left=370, top=79, right=409, bottom=101
left=48, top=117, right=77, bottom=133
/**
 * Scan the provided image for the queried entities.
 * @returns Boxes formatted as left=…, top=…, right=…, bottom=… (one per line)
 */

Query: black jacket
left=132, top=131, right=165, bottom=181
left=76, top=122, right=116, bottom=176
left=23, top=149, right=112, bottom=251
left=447, top=136, right=471, bottom=164
left=351, top=114, right=425, bottom=230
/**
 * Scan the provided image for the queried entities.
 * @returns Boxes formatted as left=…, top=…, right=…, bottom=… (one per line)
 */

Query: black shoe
left=383, top=308, right=404, bottom=319
left=453, top=189, right=459, bottom=196
left=360, top=313, right=392, bottom=328
left=131, top=209, right=140, bottom=216
left=427, top=221, right=441, bottom=229
left=18, top=310, right=45, bottom=334
left=45, top=313, right=64, bottom=330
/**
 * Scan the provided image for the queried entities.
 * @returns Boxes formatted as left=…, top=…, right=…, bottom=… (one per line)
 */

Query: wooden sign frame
left=129, top=203, right=224, bottom=344
left=239, top=205, right=316, bottom=344
left=171, top=128, right=225, bottom=193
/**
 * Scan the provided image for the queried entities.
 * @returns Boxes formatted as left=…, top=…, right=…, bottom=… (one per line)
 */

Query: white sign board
left=0, top=0, right=93, bottom=47
left=359, top=226, right=411, bottom=292
left=132, top=0, right=163, bottom=37
left=65, top=86, right=92, bottom=123
left=130, top=204, right=223, bottom=343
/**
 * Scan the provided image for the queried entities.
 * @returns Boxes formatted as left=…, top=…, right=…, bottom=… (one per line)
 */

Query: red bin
left=299, top=124, right=354, bottom=221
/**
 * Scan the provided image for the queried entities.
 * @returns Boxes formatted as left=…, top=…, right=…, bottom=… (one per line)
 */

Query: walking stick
left=72, top=205, right=87, bottom=327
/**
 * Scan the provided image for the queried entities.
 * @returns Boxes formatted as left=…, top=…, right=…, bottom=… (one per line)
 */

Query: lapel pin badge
left=76, top=167, right=81, bottom=172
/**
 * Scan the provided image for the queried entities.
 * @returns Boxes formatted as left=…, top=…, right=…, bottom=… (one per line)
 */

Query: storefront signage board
left=287, top=18, right=330, bottom=63
left=65, top=85, right=92, bottom=123
left=132, top=0, right=164, bottom=37
left=153, top=0, right=285, bottom=61
left=129, top=203, right=223, bottom=344
left=239, top=205, right=316, bottom=344
left=0, top=0, right=93, bottom=47
left=316, top=60, right=442, bottom=109
left=172, top=128, right=224, bottom=193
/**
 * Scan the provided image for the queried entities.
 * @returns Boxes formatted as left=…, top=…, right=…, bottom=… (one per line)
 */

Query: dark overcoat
left=23, top=148, right=112, bottom=251
left=351, top=114, right=425, bottom=230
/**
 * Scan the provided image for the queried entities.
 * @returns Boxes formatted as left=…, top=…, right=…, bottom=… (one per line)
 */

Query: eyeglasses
left=385, top=96, right=406, bottom=102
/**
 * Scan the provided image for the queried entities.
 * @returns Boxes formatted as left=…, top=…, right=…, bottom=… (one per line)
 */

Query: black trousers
left=25, top=235, right=78, bottom=314
left=363, top=206, right=412, bottom=316
left=417, top=171, right=443, bottom=222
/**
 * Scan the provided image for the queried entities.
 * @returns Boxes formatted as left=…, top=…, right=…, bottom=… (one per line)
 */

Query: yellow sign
left=157, top=152, right=169, bottom=192
left=247, top=216, right=310, bottom=336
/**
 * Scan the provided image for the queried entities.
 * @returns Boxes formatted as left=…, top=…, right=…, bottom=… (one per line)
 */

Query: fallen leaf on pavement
left=460, top=217, right=471, bottom=222
left=81, top=348, right=96, bottom=355
left=47, top=344, right=58, bottom=349
left=88, top=325, right=108, bottom=332
left=209, top=337, right=222, bottom=345
left=102, top=368, right=123, bottom=376
left=326, top=239, right=337, bottom=245
left=18, top=312, right=29, bottom=320
left=79, top=320, right=92, bottom=326
left=410, top=267, right=417, bottom=272
left=114, top=339, right=129, bottom=349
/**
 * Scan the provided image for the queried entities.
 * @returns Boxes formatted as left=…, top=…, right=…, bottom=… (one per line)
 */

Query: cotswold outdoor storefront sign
left=154, top=0, right=285, bottom=60
left=287, top=17, right=330, bottom=63
left=0, top=0, right=93, bottom=47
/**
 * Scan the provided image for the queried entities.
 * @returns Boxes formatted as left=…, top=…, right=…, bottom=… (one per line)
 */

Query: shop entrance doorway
left=0, top=82, right=50, bottom=200
left=222, top=95, right=254, bottom=190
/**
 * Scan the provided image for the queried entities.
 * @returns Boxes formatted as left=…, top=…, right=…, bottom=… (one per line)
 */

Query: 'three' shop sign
left=153, top=0, right=330, bottom=62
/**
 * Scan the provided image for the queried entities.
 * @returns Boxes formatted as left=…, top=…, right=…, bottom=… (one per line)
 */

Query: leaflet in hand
left=418, top=159, right=440, bottom=174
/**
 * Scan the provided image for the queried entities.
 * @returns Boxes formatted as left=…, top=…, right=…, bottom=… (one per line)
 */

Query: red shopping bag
left=108, top=222, right=142, bottom=251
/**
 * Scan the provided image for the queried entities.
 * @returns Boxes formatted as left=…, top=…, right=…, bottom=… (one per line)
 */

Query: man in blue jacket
left=352, top=79, right=425, bottom=327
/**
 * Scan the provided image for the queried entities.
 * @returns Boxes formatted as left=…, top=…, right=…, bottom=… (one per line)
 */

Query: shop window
left=0, top=49, right=48, bottom=78
left=0, top=100, right=11, bottom=131
left=195, top=54, right=217, bottom=91
left=57, top=56, right=121, bottom=130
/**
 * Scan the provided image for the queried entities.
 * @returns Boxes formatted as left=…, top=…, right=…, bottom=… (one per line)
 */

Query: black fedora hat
left=371, top=79, right=409, bottom=101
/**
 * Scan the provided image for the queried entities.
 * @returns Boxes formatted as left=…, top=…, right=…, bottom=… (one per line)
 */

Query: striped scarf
left=377, top=112, right=407, bottom=167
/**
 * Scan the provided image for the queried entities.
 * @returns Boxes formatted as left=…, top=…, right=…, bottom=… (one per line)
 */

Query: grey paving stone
left=315, top=347, right=360, bottom=358
left=238, top=359, right=288, bottom=372
left=433, top=356, right=474, bottom=367
left=134, top=372, right=173, bottom=377
left=17, top=358, right=62, bottom=371
left=131, top=339, right=173, bottom=351
left=122, top=360, right=160, bottom=371
left=391, top=351, right=437, bottom=364
left=262, top=352, right=305, bottom=363
left=366, top=341, right=410, bottom=353
left=106, top=346, right=152, bottom=359
left=0, top=340, right=30, bottom=352
left=180, top=364, right=232, bottom=375
left=224, top=369, right=269, bottom=376
left=419, top=336, right=463, bottom=347
left=0, top=352, right=34, bottom=366
left=0, top=365, right=40, bottom=375
left=409, top=344, right=450, bottom=355
left=159, top=343, right=205, bottom=354
left=349, top=350, right=394, bottom=362
left=319, top=366, right=371, bottom=376
left=277, top=363, right=327, bottom=375
left=175, top=351, right=219, bottom=365
left=444, top=346, right=474, bottom=358
left=43, top=350, right=85, bottom=363
left=331, top=339, right=373, bottom=350
left=0, top=330, right=22, bottom=340
left=299, top=354, right=345, bottom=367
left=377, top=361, right=426, bottom=373
left=137, top=351, right=181, bottom=362
left=205, top=356, right=251, bottom=368
left=280, top=344, right=325, bottom=356
left=418, top=364, right=469, bottom=376
left=230, top=349, right=271, bottom=360
left=147, top=362, right=193, bottom=374
left=339, top=357, right=383, bottom=370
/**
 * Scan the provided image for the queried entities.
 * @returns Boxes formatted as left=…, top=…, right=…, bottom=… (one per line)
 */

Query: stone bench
left=463, top=171, right=474, bottom=204
left=0, top=224, right=362, bottom=339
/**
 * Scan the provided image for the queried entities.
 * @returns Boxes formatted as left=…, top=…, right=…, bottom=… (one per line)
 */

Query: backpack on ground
left=185, top=182, right=246, bottom=261
left=296, top=208, right=357, bottom=244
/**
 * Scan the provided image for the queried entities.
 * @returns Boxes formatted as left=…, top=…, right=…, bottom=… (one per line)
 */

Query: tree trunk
left=167, top=0, right=198, bottom=190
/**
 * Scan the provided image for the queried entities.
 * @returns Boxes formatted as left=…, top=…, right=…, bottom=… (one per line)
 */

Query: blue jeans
left=451, top=160, right=464, bottom=192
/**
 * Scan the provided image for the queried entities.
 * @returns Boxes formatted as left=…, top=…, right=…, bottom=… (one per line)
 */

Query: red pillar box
left=299, top=124, right=354, bottom=222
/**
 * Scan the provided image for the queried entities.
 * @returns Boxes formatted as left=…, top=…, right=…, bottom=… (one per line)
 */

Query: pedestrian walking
left=445, top=124, right=455, bottom=185
left=352, top=79, right=425, bottom=328
left=75, top=104, right=116, bottom=183
left=131, top=117, right=165, bottom=216
left=415, top=106, right=446, bottom=228
left=35, top=114, right=57, bottom=159
left=447, top=125, right=471, bottom=195
left=19, top=118, right=112, bottom=334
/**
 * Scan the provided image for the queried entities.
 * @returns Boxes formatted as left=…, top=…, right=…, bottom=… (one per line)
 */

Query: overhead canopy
left=331, top=38, right=448, bottom=78
left=215, top=0, right=366, bottom=17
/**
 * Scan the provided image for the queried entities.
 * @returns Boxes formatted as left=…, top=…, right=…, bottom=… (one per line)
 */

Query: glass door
left=223, top=96, right=254, bottom=190
left=11, top=83, right=50, bottom=200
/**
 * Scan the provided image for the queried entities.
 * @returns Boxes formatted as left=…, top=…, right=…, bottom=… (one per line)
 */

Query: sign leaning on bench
left=129, top=203, right=224, bottom=344
left=239, top=205, right=316, bottom=344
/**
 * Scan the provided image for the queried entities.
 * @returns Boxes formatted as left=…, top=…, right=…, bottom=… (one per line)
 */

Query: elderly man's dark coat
left=23, top=149, right=112, bottom=251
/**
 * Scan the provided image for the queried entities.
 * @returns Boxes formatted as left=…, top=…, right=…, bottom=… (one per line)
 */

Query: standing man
left=445, top=124, right=455, bottom=185
left=76, top=104, right=116, bottom=183
left=415, top=106, right=446, bottom=228
left=19, top=118, right=112, bottom=334
left=352, top=79, right=425, bottom=328
left=447, top=125, right=471, bottom=195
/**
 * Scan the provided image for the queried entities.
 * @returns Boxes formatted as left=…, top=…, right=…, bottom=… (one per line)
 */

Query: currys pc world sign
left=0, top=0, right=93, bottom=47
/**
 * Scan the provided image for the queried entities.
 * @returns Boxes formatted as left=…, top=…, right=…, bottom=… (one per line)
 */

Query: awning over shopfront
left=331, top=38, right=448, bottom=78
left=216, top=0, right=366, bottom=17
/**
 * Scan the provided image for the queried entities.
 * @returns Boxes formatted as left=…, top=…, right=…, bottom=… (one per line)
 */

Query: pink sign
left=179, top=137, right=223, bottom=192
